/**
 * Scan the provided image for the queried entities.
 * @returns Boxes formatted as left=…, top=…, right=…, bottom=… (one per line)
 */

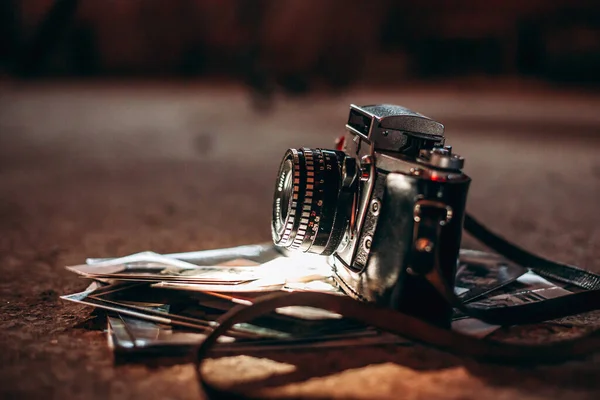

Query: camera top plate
left=346, top=104, right=444, bottom=152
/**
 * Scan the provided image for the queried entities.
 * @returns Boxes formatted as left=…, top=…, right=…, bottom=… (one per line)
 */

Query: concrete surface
left=1, top=81, right=600, bottom=399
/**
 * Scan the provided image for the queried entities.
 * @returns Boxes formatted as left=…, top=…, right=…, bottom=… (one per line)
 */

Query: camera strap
left=415, top=213, right=600, bottom=326
left=464, top=214, right=600, bottom=291
left=194, top=214, right=600, bottom=398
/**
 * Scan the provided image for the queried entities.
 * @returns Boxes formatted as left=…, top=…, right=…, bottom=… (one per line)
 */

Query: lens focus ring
left=272, top=148, right=353, bottom=255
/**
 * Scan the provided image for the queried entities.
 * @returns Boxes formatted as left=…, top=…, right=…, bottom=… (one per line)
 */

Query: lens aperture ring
left=289, top=148, right=316, bottom=250
left=300, top=149, right=342, bottom=253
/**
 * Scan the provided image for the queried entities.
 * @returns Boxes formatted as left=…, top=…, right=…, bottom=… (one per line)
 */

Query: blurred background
left=1, top=3, right=600, bottom=398
left=1, top=0, right=600, bottom=89
left=0, top=0, right=599, bottom=260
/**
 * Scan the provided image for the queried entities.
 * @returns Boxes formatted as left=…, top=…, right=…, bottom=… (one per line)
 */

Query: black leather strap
left=193, top=291, right=600, bottom=398
left=426, top=213, right=600, bottom=325
left=425, top=254, right=600, bottom=326
left=464, top=214, right=600, bottom=290
left=194, top=214, right=600, bottom=397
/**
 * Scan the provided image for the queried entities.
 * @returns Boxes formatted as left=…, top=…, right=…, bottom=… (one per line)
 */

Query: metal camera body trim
left=332, top=104, right=470, bottom=327
left=335, top=104, right=444, bottom=269
left=271, top=104, right=471, bottom=327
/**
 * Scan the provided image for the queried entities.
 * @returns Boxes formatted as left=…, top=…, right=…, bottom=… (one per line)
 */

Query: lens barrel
left=272, top=148, right=354, bottom=256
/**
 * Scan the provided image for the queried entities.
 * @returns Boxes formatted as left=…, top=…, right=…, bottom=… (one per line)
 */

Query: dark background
left=1, top=1, right=600, bottom=399
left=1, top=0, right=600, bottom=87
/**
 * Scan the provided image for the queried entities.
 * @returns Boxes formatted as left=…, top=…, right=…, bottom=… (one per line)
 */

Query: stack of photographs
left=61, top=244, right=578, bottom=362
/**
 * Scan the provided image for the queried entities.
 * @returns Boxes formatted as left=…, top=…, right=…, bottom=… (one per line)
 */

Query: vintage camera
left=271, top=104, right=471, bottom=327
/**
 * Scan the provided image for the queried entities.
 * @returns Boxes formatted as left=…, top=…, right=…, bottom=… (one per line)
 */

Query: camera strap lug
left=407, top=200, right=452, bottom=275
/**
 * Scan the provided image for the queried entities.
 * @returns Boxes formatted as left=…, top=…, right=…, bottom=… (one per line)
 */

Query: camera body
left=272, top=104, right=471, bottom=327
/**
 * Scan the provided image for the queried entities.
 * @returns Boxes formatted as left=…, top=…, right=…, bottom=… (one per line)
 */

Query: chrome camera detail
left=271, top=104, right=471, bottom=327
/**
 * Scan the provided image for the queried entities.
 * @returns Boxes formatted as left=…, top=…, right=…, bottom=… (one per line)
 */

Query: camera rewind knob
left=417, top=148, right=464, bottom=171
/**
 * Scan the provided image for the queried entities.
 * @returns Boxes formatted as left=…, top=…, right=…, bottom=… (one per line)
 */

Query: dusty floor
left=0, top=81, right=599, bottom=399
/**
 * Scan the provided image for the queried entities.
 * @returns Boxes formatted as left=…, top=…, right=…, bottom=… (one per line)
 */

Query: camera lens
left=272, top=148, right=355, bottom=256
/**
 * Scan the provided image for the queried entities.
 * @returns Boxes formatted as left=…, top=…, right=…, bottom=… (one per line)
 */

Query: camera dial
left=272, top=148, right=356, bottom=255
left=417, top=147, right=464, bottom=171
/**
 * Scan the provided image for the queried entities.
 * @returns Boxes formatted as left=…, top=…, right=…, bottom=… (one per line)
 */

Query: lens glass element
left=274, top=159, right=293, bottom=233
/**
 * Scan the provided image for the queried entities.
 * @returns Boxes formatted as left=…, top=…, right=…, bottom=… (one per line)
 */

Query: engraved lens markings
left=290, top=148, right=314, bottom=249
left=272, top=147, right=349, bottom=256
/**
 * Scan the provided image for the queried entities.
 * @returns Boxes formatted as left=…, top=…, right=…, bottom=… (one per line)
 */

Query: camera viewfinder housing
left=346, top=104, right=445, bottom=155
